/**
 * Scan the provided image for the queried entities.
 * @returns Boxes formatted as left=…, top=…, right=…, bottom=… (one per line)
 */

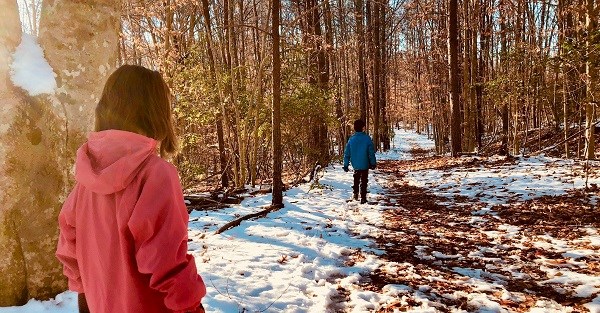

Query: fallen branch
left=186, top=203, right=230, bottom=213
left=215, top=204, right=284, bottom=234
left=184, top=188, right=245, bottom=213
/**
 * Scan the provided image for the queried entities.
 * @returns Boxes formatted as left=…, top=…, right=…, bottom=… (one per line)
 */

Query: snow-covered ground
left=3, top=129, right=600, bottom=312
left=406, top=154, right=600, bottom=207
left=0, top=130, right=416, bottom=313
left=394, top=135, right=600, bottom=312
left=378, top=128, right=435, bottom=161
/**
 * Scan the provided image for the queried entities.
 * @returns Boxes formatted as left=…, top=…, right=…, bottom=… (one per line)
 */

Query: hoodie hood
left=75, top=130, right=158, bottom=195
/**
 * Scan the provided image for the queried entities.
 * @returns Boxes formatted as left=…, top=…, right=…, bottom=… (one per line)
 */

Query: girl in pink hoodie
left=56, top=65, right=206, bottom=313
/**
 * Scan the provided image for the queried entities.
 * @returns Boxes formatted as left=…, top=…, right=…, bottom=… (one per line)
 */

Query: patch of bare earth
left=363, top=157, right=599, bottom=312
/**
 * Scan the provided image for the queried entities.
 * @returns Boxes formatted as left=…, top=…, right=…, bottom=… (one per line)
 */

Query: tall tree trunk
left=271, top=0, right=283, bottom=207
left=559, top=0, right=566, bottom=154
left=201, top=0, right=229, bottom=188
left=462, top=0, right=473, bottom=151
left=512, top=0, right=525, bottom=155
left=469, top=0, right=478, bottom=152
left=301, top=0, right=330, bottom=166
left=227, top=0, right=246, bottom=187
left=0, top=0, right=28, bottom=306
left=354, top=0, right=368, bottom=122
left=371, top=0, right=381, bottom=151
left=476, top=0, right=485, bottom=150
left=324, top=0, right=346, bottom=155
left=249, top=0, right=267, bottom=187
left=0, top=0, right=120, bottom=305
left=380, top=2, right=390, bottom=151
left=585, top=0, right=597, bottom=159
left=499, top=0, right=509, bottom=155
left=338, top=0, right=351, bottom=148
left=223, top=0, right=240, bottom=187
left=448, top=0, right=462, bottom=156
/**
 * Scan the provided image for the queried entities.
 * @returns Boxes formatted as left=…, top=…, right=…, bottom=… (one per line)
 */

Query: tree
left=297, top=0, right=331, bottom=166
left=354, top=0, right=369, bottom=123
left=584, top=0, right=597, bottom=159
left=0, top=0, right=121, bottom=305
left=0, top=0, right=27, bottom=305
left=200, top=0, right=229, bottom=188
left=272, top=0, right=283, bottom=207
left=448, top=0, right=462, bottom=156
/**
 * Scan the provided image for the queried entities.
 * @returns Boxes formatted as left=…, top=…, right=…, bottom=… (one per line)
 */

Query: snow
left=188, top=169, right=390, bottom=312
left=586, top=296, right=600, bottom=313
left=379, top=128, right=435, bottom=161
left=10, top=33, right=57, bottom=96
left=405, top=153, right=599, bottom=208
left=0, top=292, right=77, bottom=313
left=3, top=128, right=600, bottom=312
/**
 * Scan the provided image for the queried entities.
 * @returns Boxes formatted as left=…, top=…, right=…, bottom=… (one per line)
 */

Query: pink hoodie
left=56, top=130, right=206, bottom=313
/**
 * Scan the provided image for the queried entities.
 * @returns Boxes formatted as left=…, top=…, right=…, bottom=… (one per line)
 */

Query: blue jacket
left=343, top=132, right=376, bottom=170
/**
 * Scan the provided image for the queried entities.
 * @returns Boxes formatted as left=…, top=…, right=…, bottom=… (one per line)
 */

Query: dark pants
left=352, top=170, right=369, bottom=200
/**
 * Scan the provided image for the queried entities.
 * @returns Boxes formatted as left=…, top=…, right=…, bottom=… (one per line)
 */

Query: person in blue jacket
left=343, top=119, right=377, bottom=204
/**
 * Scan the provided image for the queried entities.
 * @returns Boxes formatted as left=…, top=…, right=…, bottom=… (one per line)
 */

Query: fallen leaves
left=363, top=158, right=600, bottom=312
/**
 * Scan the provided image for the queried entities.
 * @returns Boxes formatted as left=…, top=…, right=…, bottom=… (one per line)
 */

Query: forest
left=22, top=0, right=600, bottom=191
left=0, top=0, right=599, bottom=311
left=17, top=0, right=599, bottom=192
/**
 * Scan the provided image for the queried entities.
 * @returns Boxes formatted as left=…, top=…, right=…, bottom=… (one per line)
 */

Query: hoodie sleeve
left=368, top=137, right=376, bottom=166
left=128, top=161, right=206, bottom=313
left=56, top=188, right=84, bottom=293
left=343, top=138, right=351, bottom=168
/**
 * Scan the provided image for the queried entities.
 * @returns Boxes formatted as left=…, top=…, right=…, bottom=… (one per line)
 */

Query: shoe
left=353, top=193, right=359, bottom=201
left=360, top=198, right=367, bottom=204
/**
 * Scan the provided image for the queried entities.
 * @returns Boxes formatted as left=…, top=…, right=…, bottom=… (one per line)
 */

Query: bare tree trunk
left=476, top=0, right=485, bottom=150
left=324, top=0, right=346, bottom=155
left=559, top=0, right=574, bottom=157
left=271, top=0, right=283, bottom=207
left=512, top=0, right=525, bottom=155
left=0, top=1, right=27, bottom=306
left=380, top=2, right=390, bottom=151
left=226, top=0, right=246, bottom=187
left=0, top=0, right=120, bottom=305
left=201, top=0, right=229, bottom=188
left=371, top=0, right=381, bottom=151
left=299, top=0, right=330, bottom=166
left=462, top=0, right=473, bottom=151
left=585, top=0, right=597, bottom=159
left=354, top=0, right=368, bottom=122
left=222, top=0, right=241, bottom=187
left=448, top=0, right=462, bottom=156
left=499, top=0, right=509, bottom=155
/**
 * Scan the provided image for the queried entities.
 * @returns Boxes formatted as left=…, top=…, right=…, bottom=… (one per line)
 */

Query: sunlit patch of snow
left=0, top=292, right=77, bottom=313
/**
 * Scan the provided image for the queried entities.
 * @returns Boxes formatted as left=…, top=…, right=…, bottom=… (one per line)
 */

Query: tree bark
left=499, top=0, right=509, bottom=155
left=201, top=0, right=229, bottom=188
left=354, top=0, right=368, bottom=122
left=0, top=0, right=120, bottom=305
left=371, top=0, right=381, bottom=151
left=0, top=0, right=28, bottom=306
left=448, top=0, right=462, bottom=156
left=271, top=0, right=283, bottom=207
left=301, top=0, right=330, bottom=166
left=585, top=0, right=597, bottom=159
